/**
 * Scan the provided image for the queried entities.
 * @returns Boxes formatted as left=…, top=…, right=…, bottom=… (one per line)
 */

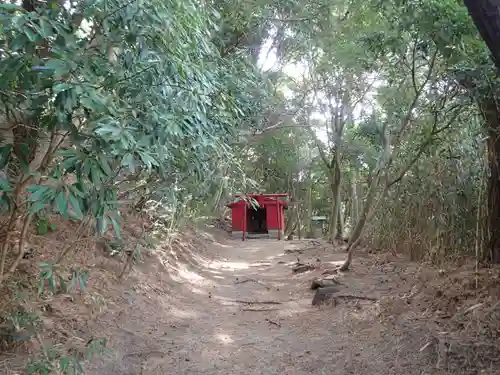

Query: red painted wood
left=228, top=194, right=288, bottom=235
left=234, top=193, right=289, bottom=198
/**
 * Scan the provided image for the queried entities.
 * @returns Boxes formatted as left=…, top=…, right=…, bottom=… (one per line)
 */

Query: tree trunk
left=464, top=0, right=500, bottom=72
left=464, top=0, right=500, bottom=263
left=343, top=195, right=351, bottom=231
left=296, top=203, right=302, bottom=239
left=351, top=171, right=360, bottom=225
left=340, top=171, right=381, bottom=271
left=340, top=123, right=391, bottom=270
left=327, top=157, right=342, bottom=242
left=305, top=183, right=314, bottom=237
left=212, top=167, right=229, bottom=215
left=336, top=204, right=344, bottom=239
left=480, top=97, right=500, bottom=263
left=285, top=216, right=297, bottom=239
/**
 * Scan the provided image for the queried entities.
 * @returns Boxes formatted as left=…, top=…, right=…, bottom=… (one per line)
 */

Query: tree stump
left=311, top=286, right=340, bottom=306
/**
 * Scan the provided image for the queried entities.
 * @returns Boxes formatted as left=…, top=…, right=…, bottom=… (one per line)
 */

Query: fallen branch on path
left=123, top=350, right=166, bottom=359
left=233, top=300, right=282, bottom=305
left=312, top=285, right=377, bottom=306
left=334, top=294, right=377, bottom=301
left=242, top=307, right=279, bottom=311
left=265, top=318, right=281, bottom=327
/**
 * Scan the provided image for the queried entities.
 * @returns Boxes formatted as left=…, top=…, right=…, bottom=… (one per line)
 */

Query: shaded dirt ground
left=2, top=223, right=499, bottom=375
left=79, top=232, right=499, bottom=375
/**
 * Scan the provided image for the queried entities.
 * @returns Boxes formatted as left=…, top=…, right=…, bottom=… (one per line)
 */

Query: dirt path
left=84, top=237, right=458, bottom=375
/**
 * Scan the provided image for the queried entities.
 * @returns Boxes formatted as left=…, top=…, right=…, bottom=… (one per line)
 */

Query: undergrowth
left=0, top=260, right=108, bottom=374
left=0, top=209, right=160, bottom=374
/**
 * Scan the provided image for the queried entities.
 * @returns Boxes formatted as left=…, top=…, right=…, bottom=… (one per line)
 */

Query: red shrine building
left=226, top=194, right=288, bottom=240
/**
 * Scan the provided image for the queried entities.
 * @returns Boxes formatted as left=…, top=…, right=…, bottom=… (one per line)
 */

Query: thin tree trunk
left=336, top=204, right=344, bottom=239
left=297, top=206, right=302, bottom=239
left=328, top=157, right=341, bottom=242
left=343, top=195, right=351, bottom=230
left=305, top=183, right=314, bottom=237
left=212, top=182, right=224, bottom=215
left=352, top=171, right=360, bottom=224
left=341, top=123, right=391, bottom=270
left=212, top=167, right=229, bottom=215
left=340, top=172, right=381, bottom=271
left=286, top=217, right=297, bottom=239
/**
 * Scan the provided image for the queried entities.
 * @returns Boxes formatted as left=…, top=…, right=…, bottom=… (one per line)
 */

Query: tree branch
left=387, top=108, right=461, bottom=188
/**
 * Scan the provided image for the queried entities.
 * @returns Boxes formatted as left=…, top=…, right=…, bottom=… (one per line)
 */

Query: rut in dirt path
left=85, top=238, right=440, bottom=375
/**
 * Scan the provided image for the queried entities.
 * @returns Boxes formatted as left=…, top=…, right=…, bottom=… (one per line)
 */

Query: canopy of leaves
left=0, top=0, right=272, bottom=232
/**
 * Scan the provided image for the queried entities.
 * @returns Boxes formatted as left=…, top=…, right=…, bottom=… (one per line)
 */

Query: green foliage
left=0, top=264, right=103, bottom=373
left=0, top=0, right=495, bottom=370
left=1, top=308, right=41, bottom=343
left=228, top=0, right=491, bottom=260
left=35, top=217, right=57, bottom=235
left=38, top=263, right=88, bottom=296
left=26, top=337, right=107, bottom=375
left=0, top=0, right=271, bottom=234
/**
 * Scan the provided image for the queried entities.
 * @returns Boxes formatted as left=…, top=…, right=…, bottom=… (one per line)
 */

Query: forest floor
left=83, top=229, right=500, bottom=375
left=2, top=223, right=500, bottom=374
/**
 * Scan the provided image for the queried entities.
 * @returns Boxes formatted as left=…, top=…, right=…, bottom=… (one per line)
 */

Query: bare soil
left=84, top=234, right=500, bottom=375
left=2, top=225, right=500, bottom=375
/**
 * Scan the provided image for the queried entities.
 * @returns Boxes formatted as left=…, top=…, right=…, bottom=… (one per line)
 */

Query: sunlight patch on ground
left=249, top=262, right=272, bottom=267
left=217, top=298, right=242, bottom=307
left=277, top=307, right=311, bottom=317
left=199, top=231, right=216, bottom=241
left=326, top=260, right=345, bottom=267
left=214, top=333, right=234, bottom=345
left=277, top=299, right=314, bottom=317
left=169, top=266, right=206, bottom=285
left=265, top=253, right=285, bottom=260
left=213, top=243, right=231, bottom=248
left=208, top=261, right=250, bottom=270
left=168, top=307, right=199, bottom=319
left=188, top=286, right=208, bottom=295
left=207, top=269, right=222, bottom=275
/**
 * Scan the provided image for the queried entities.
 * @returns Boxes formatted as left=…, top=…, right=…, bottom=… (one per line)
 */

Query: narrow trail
left=85, top=237, right=441, bottom=375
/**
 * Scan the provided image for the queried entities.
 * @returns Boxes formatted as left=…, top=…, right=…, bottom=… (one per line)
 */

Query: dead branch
left=119, top=221, right=146, bottom=279
left=233, top=300, right=282, bottom=305
left=0, top=213, right=33, bottom=285
left=292, top=263, right=316, bottom=273
left=56, top=214, right=92, bottom=264
left=335, top=294, right=377, bottom=301
left=265, top=318, right=281, bottom=327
